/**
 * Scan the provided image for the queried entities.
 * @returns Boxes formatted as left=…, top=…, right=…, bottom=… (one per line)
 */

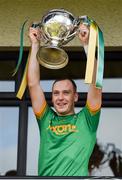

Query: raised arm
left=27, top=26, right=46, bottom=114
left=78, top=24, right=102, bottom=111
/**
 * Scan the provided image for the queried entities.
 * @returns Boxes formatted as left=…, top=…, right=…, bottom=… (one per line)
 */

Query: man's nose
left=58, top=93, right=64, bottom=100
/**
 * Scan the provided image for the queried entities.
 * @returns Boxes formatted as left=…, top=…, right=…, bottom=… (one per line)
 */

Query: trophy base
left=36, top=46, right=69, bottom=69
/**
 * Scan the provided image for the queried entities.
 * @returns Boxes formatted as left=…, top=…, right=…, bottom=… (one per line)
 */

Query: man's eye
left=64, top=91, right=70, bottom=95
left=53, top=92, right=59, bottom=95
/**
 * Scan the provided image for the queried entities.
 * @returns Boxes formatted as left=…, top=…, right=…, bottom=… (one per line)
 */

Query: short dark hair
left=52, top=78, right=77, bottom=92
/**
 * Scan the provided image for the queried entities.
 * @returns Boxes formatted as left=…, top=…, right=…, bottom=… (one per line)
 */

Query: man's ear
left=74, top=92, right=78, bottom=102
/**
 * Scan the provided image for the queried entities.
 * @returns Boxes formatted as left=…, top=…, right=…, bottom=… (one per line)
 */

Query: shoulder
left=77, top=103, right=101, bottom=122
left=35, top=101, right=55, bottom=120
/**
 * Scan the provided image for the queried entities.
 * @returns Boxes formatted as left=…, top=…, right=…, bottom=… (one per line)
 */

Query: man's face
left=52, top=80, right=78, bottom=116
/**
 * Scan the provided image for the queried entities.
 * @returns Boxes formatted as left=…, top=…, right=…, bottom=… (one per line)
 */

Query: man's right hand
left=28, top=26, right=41, bottom=45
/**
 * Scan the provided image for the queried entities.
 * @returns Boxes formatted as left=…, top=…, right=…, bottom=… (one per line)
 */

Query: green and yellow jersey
left=35, top=102, right=101, bottom=176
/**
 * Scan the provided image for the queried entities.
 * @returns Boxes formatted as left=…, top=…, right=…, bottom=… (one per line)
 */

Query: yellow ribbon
left=16, top=52, right=30, bottom=99
left=85, top=22, right=97, bottom=84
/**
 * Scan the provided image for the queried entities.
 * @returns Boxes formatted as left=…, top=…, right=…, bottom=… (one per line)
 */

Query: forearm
left=84, top=45, right=102, bottom=110
left=79, top=24, right=102, bottom=110
left=27, top=43, right=40, bottom=87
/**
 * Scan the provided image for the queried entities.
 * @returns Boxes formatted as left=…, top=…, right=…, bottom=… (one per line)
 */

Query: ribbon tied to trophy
left=13, top=9, right=104, bottom=99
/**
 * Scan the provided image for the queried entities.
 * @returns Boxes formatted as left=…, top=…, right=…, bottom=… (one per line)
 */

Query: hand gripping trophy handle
left=63, top=15, right=89, bottom=43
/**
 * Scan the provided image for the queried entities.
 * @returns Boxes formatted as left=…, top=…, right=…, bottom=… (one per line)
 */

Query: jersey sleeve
left=35, top=100, right=47, bottom=120
left=82, top=102, right=101, bottom=132
left=35, top=101, right=55, bottom=130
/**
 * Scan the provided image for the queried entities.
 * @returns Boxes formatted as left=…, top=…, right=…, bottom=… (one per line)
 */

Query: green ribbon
left=96, top=27, right=104, bottom=88
left=83, top=17, right=104, bottom=88
left=12, top=20, right=28, bottom=76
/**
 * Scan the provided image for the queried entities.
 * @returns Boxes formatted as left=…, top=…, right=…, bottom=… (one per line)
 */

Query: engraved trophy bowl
left=36, top=9, right=81, bottom=69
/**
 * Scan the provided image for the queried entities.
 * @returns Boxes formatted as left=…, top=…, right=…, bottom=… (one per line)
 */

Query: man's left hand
left=78, top=24, right=89, bottom=46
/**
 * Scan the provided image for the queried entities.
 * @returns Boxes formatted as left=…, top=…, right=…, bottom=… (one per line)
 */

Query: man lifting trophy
left=15, top=8, right=104, bottom=99
left=14, top=8, right=105, bottom=176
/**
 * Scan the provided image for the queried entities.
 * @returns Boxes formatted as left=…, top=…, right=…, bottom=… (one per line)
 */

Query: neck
left=57, top=111, right=75, bottom=116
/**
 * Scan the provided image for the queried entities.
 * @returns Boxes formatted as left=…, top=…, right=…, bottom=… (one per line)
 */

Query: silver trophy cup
left=33, top=9, right=87, bottom=69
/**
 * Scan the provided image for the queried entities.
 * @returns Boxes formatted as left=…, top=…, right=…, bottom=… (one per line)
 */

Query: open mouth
left=57, top=102, right=67, bottom=108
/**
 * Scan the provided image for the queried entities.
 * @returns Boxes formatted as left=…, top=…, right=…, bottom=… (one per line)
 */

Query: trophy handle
left=62, top=18, right=80, bottom=44
left=79, top=15, right=90, bottom=25
left=31, top=22, right=41, bottom=28
left=31, top=22, right=50, bottom=44
left=63, top=31, right=77, bottom=45
left=62, top=16, right=90, bottom=44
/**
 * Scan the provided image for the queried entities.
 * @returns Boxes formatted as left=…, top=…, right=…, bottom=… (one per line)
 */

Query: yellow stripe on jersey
left=86, top=100, right=101, bottom=115
left=35, top=101, right=47, bottom=119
